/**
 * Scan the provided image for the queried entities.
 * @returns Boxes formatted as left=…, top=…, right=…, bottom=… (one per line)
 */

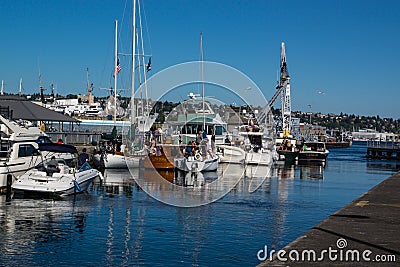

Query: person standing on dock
left=78, top=148, right=89, bottom=168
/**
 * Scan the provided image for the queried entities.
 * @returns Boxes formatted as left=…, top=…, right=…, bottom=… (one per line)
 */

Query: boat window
left=36, top=136, right=53, bottom=144
left=79, top=162, right=92, bottom=171
left=0, top=140, right=10, bottom=158
left=18, top=144, right=38, bottom=157
left=215, top=125, right=223, bottom=135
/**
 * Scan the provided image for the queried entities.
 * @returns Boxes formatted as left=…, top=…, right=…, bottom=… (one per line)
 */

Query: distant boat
left=298, top=141, right=329, bottom=165
left=275, top=136, right=300, bottom=165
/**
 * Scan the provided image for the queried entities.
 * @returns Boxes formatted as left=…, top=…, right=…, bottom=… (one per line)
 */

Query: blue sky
left=1, top=0, right=400, bottom=118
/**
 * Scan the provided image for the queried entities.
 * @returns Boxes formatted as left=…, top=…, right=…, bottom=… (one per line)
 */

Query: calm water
left=0, top=142, right=397, bottom=267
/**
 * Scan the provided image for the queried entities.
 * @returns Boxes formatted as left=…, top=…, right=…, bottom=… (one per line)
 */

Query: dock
left=366, top=142, right=400, bottom=160
left=258, top=173, right=400, bottom=266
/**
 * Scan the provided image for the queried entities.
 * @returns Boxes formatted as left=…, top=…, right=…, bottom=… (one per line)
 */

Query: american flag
left=114, top=58, right=121, bottom=77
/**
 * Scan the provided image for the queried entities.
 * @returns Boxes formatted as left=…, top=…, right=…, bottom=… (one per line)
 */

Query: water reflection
left=299, top=164, right=325, bottom=180
left=366, top=160, right=400, bottom=172
left=274, top=164, right=296, bottom=179
left=0, top=196, right=91, bottom=264
left=272, top=163, right=326, bottom=180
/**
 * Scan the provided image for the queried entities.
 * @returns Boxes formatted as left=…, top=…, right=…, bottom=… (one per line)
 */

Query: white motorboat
left=12, top=160, right=101, bottom=196
left=0, top=115, right=75, bottom=191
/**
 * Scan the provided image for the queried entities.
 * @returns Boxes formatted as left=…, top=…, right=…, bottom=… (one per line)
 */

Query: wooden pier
left=366, top=143, right=400, bottom=160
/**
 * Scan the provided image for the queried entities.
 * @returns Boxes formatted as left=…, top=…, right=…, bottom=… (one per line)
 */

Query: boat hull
left=174, top=156, right=218, bottom=172
left=298, top=151, right=329, bottom=164
left=94, top=152, right=142, bottom=169
left=277, top=150, right=299, bottom=164
left=245, top=150, right=273, bottom=166
left=216, top=145, right=245, bottom=164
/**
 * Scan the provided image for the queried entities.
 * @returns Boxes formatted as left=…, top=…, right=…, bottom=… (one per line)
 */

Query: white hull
left=174, top=155, right=219, bottom=172
left=0, top=156, right=42, bottom=189
left=12, top=167, right=99, bottom=196
left=94, top=153, right=142, bottom=169
left=216, top=145, right=246, bottom=164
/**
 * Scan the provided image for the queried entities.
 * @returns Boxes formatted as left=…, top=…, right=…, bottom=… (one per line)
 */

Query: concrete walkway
left=258, top=173, right=400, bottom=266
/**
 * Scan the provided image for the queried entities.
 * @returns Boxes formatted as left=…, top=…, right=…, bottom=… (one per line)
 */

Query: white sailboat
left=173, top=33, right=219, bottom=172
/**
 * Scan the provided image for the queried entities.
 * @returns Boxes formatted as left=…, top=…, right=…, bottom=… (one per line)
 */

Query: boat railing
left=367, top=140, right=400, bottom=149
left=47, top=132, right=103, bottom=145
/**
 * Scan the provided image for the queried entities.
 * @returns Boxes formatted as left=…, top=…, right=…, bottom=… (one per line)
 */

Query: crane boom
left=256, top=42, right=291, bottom=131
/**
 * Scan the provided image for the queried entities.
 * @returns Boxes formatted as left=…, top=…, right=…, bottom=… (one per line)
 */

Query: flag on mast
left=146, top=57, right=152, bottom=72
left=114, top=58, right=121, bottom=77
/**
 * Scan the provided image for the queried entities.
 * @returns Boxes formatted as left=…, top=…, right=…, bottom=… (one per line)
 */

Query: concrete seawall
left=258, top=172, right=400, bottom=266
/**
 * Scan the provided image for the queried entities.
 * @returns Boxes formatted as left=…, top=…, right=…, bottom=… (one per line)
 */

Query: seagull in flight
left=316, top=90, right=325, bottom=94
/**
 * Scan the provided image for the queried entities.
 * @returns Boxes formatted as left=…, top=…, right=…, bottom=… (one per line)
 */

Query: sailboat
left=94, top=6, right=149, bottom=169
left=172, top=33, right=219, bottom=172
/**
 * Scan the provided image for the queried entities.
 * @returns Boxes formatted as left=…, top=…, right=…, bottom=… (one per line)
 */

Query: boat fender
left=195, top=153, right=201, bottom=161
left=6, top=174, right=12, bottom=190
left=74, top=180, right=82, bottom=192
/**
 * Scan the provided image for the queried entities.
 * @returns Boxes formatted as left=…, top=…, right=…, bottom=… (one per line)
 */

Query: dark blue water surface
left=0, top=142, right=397, bottom=266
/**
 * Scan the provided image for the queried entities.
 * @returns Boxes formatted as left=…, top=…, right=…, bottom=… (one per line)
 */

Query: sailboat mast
left=114, top=20, right=118, bottom=125
left=130, top=0, right=137, bottom=129
left=200, top=32, right=205, bottom=132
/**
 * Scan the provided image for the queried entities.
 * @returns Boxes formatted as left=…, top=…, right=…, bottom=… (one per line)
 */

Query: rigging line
left=140, top=0, right=153, bottom=56
left=116, top=0, right=129, bottom=58
left=138, top=0, right=149, bottom=116
left=135, top=26, right=144, bottom=117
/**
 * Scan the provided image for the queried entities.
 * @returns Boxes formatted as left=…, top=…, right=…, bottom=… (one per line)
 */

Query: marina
left=0, top=142, right=398, bottom=266
left=1, top=0, right=400, bottom=266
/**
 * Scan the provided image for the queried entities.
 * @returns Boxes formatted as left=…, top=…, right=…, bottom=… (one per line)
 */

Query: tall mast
left=138, top=0, right=149, bottom=117
left=130, top=0, right=137, bottom=130
left=114, top=20, right=118, bottom=125
left=279, top=42, right=291, bottom=136
left=200, top=32, right=205, bottom=131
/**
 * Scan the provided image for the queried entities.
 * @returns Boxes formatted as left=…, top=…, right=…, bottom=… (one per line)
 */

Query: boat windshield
left=79, top=162, right=92, bottom=171
left=37, top=158, right=67, bottom=167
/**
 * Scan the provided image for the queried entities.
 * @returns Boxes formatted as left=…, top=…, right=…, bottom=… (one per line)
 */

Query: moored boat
left=12, top=161, right=100, bottom=197
left=275, top=136, right=300, bottom=165
left=0, top=114, right=76, bottom=192
left=298, top=141, right=329, bottom=165
left=174, top=154, right=219, bottom=172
